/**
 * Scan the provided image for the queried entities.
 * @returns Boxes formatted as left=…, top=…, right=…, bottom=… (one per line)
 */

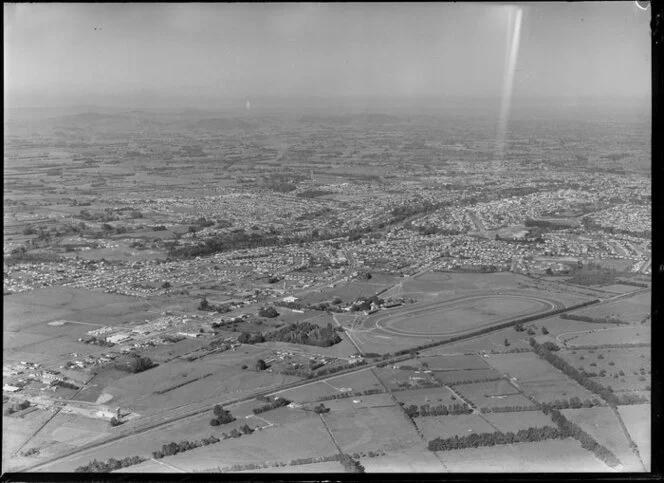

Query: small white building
left=3, top=384, right=21, bottom=392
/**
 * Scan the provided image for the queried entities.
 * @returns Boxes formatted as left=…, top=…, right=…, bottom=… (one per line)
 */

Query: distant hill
left=188, top=118, right=257, bottom=130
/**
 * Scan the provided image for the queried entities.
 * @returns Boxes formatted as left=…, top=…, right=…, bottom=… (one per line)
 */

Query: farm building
left=106, top=333, right=131, bottom=344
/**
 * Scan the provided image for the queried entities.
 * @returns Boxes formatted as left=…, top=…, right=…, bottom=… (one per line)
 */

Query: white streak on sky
left=496, top=6, right=523, bottom=161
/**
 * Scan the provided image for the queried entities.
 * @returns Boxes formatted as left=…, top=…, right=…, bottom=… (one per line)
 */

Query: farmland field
left=360, top=449, right=446, bottom=472
left=481, top=411, right=554, bottom=432
left=564, top=326, right=650, bottom=347
left=559, top=346, right=651, bottom=392
left=416, top=414, right=497, bottom=441
left=483, top=352, right=597, bottom=402
left=561, top=407, right=646, bottom=471
left=438, top=439, right=611, bottom=472
left=433, top=368, right=503, bottom=385
left=392, top=386, right=459, bottom=407
left=617, top=404, right=650, bottom=469
left=452, top=380, right=535, bottom=409
left=323, top=405, right=422, bottom=454
left=152, top=415, right=339, bottom=471
left=568, top=291, right=650, bottom=324
left=419, top=354, right=489, bottom=371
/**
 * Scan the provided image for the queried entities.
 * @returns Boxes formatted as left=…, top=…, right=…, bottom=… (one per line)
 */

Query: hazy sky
left=4, top=2, right=651, bottom=108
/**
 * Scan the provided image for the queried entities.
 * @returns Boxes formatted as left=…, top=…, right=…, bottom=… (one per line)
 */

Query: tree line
left=404, top=402, right=473, bottom=418
left=560, top=313, right=628, bottom=325
left=253, top=397, right=291, bottom=414
left=428, top=426, right=565, bottom=451
left=75, top=456, right=146, bottom=473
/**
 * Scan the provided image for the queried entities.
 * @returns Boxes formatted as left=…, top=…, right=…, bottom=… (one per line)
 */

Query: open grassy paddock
left=323, top=405, right=422, bottom=455
left=561, top=407, right=645, bottom=471
left=452, top=379, right=534, bottom=410
left=438, top=439, right=611, bottom=472
left=617, top=404, right=650, bottom=469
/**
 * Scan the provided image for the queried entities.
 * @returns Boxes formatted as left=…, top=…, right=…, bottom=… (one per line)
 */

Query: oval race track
left=364, top=293, right=562, bottom=339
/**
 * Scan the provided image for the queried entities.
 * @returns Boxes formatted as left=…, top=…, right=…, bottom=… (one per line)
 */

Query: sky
left=3, top=2, right=651, bottom=108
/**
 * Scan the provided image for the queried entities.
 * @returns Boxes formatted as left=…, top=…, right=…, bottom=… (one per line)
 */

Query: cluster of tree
left=313, top=403, right=330, bottom=414
left=560, top=313, right=628, bottom=325
left=513, top=323, right=538, bottom=335
left=115, top=356, right=155, bottom=374
left=109, top=417, right=123, bottom=427
left=428, top=426, right=564, bottom=451
left=542, top=406, right=621, bottom=467
left=263, top=322, right=342, bottom=347
left=210, top=404, right=235, bottom=425
left=530, top=338, right=619, bottom=406
left=198, top=298, right=232, bottom=313
left=152, top=225, right=167, bottom=231
left=404, top=402, right=472, bottom=418
left=153, top=435, right=222, bottom=459
left=350, top=295, right=384, bottom=312
left=51, top=380, right=79, bottom=390
left=339, top=453, right=366, bottom=473
left=75, top=456, right=146, bottom=473
left=253, top=397, right=290, bottom=415
left=4, top=400, right=30, bottom=415
left=258, top=306, right=279, bottom=318
left=237, top=332, right=265, bottom=344
left=83, top=336, right=115, bottom=347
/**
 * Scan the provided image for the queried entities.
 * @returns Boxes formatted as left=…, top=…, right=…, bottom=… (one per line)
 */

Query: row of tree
left=560, top=313, right=628, bottom=325
left=404, top=402, right=473, bottom=418
left=428, top=426, right=564, bottom=451
left=153, top=435, right=222, bottom=459
left=314, top=387, right=384, bottom=402
left=480, top=405, right=538, bottom=413
left=253, top=397, right=290, bottom=415
left=339, top=453, right=366, bottom=473
left=75, top=456, right=146, bottom=473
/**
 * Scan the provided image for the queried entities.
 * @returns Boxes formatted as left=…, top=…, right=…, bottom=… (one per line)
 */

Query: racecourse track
left=354, top=292, right=563, bottom=341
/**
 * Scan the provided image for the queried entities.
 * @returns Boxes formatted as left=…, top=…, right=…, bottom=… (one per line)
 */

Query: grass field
left=561, top=407, right=645, bottom=471
left=324, top=405, right=421, bottom=454
left=483, top=352, right=597, bottom=403
left=105, top=352, right=301, bottom=415
left=565, top=326, right=650, bottom=347
left=152, top=415, right=339, bottom=471
left=392, top=386, right=459, bottom=407
left=360, top=449, right=446, bottom=472
left=438, top=439, right=611, bottom=472
left=419, top=354, right=489, bottom=371
left=319, top=392, right=396, bottom=412
left=481, top=411, right=554, bottom=432
left=559, top=346, right=651, bottom=392
left=570, top=291, right=650, bottom=324
left=453, top=380, right=534, bottom=409
left=416, top=414, right=497, bottom=441
left=2, top=409, right=55, bottom=470
left=434, top=369, right=503, bottom=385
left=617, top=404, right=650, bottom=470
